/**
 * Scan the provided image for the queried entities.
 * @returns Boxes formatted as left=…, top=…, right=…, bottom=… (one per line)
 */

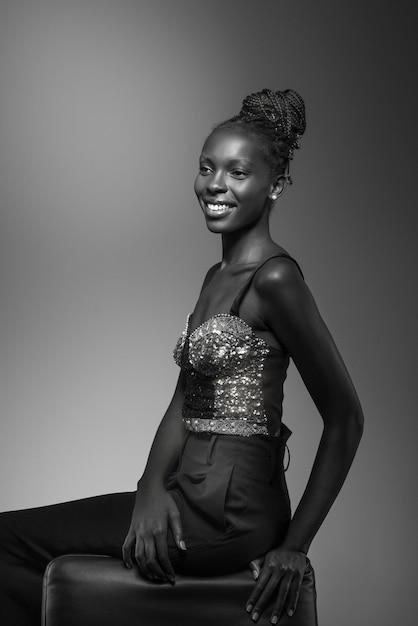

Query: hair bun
left=239, top=88, right=306, bottom=153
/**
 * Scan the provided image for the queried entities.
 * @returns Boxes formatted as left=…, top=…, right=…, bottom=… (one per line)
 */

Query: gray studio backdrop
left=0, top=1, right=416, bottom=625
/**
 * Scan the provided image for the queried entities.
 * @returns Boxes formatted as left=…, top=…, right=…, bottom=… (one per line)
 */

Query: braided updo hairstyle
left=214, top=88, right=306, bottom=182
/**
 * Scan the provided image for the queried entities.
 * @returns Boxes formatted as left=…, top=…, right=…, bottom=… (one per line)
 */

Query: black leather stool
left=42, top=554, right=318, bottom=625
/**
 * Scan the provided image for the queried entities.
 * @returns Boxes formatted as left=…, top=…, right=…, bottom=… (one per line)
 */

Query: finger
left=121, top=531, right=134, bottom=569
left=134, top=536, right=151, bottom=579
left=249, top=561, right=260, bottom=581
left=249, top=557, right=264, bottom=581
left=284, top=571, right=303, bottom=617
left=246, top=566, right=274, bottom=613
left=143, top=534, right=168, bottom=581
left=168, top=502, right=186, bottom=551
left=270, top=574, right=293, bottom=624
left=248, top=572, right=281, bottom=622
left=155, top=531, right=175, bottom=584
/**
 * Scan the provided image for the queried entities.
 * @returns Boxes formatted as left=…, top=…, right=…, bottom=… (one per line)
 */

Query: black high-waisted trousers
left=0, top=429, right=292, bottom=624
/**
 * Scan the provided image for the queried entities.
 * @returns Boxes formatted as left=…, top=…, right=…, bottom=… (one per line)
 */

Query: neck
left=220, top=215, right=275, bottom=269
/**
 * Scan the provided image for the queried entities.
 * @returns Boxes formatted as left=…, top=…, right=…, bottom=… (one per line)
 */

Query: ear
left=268, top=175, right=287, bottom=201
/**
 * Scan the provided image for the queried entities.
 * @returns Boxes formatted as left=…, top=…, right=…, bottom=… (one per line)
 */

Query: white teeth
left=206, top=203, right=232, bottom=212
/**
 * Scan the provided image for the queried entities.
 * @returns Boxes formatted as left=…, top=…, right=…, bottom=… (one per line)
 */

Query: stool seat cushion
left=42, top=554, right=317, bottom=625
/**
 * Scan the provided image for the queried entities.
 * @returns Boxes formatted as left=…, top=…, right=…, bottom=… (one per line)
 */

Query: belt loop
left=207, top=434, right=218, bottom=465
left=283, top=443, right=290, bottom=472
left=268, top=437, right=290, bottom=482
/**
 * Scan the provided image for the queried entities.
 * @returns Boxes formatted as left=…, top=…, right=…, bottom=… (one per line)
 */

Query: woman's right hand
left=122, top=483, right=186, bottom=583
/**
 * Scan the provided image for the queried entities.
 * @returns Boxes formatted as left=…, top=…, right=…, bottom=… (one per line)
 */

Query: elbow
left=351, top=401, right=365, bottom=442
left=341, top=404, right=364, bottom=453
left=323, top=401, right=364, bottom=448
left=357, top=408, right=365, bottom=436
left=342, top=406, right=364, bottom=468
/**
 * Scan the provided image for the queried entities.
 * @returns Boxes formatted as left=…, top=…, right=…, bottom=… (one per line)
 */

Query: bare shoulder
left=251, top=256, right=312, bottom=329
left=253, top=255, right=305, bottom=297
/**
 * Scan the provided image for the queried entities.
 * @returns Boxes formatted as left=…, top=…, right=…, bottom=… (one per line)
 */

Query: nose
left=207, top=170, right=227, bottom=194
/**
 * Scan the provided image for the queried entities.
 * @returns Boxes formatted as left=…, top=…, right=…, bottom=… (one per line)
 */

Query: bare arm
left=122, top=370, right=187, bottom=583
left=247, top=258, right=364, bottom=622
left=123, top=265, right=220, bottom=583
left=264, top=260, right=364, bottom=553
left=139, top=369, right=187, bottom=490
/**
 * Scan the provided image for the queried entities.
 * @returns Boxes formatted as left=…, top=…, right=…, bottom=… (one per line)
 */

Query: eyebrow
left=199, top=155, right=255, bottom=167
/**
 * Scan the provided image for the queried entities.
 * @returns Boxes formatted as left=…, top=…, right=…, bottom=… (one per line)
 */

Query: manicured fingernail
left=246, top=605, right=253, bottom=613
left=271, top=617, right=278, bottom=625
left=252, top=612, right=259, bottom=622
left=125, top=562, right=132, bottom=569
left=179, top=541, right=187, bottom=550
left=252, top=570, right=259, bottom=580
left=288, top=609, right=294, bottom=617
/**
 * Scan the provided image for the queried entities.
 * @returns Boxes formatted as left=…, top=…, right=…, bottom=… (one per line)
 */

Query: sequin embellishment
left=173, top=313, right=270, bottom=436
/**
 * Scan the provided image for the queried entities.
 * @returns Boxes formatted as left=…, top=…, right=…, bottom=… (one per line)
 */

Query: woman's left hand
left=247, top=548, right=307, bottom=623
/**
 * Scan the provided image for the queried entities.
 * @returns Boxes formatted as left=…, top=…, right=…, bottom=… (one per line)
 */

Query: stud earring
left=271, top=194, right=278, bottom=201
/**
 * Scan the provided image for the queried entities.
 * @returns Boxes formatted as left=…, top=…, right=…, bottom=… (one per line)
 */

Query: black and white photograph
left=0, top=1, right=416, bottom=624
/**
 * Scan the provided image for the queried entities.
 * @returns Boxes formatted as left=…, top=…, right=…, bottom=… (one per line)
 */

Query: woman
left=0, top=88, right=363, bottom=625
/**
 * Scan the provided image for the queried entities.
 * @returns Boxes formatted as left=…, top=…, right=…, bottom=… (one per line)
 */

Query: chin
left=205, top=221, right=227, bottom=234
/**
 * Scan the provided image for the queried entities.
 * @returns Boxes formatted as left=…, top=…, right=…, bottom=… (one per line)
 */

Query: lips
left=204, top=200, right=235, bottom=218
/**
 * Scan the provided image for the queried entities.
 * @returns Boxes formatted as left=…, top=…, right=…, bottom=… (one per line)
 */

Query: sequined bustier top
left=173, top=254, right=302, bottom=437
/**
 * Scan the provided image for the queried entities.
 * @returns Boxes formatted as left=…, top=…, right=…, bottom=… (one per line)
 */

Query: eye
left=199, top=164, right=212, bottom=175
left=230, top=169, right=248, bottom=179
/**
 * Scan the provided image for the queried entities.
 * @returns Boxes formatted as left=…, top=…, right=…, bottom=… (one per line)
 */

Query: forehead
left=201, top=127, right=265, bottom=164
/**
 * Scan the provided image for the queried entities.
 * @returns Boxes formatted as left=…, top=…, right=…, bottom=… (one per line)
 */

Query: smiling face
left=194, top=127, right=279, bottom=234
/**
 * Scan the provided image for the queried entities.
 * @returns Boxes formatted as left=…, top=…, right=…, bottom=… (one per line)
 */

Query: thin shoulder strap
left=230, top=253, right=304, bottom=317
